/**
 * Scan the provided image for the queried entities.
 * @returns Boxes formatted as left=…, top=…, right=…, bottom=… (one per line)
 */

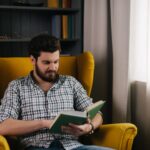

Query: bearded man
left=0, top=34, right=113, bottom=150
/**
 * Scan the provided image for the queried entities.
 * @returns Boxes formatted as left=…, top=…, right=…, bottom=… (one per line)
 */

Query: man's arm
left=61, top=113, right=103, bottom=136
left=0, top=118, right=52, bottom=136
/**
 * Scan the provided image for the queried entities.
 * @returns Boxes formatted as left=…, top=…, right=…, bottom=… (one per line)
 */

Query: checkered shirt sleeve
left=0, top=80, right=20, bottom=122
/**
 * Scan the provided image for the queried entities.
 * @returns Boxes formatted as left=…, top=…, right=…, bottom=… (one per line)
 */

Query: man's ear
left=30, top=55, right=36, bottom=65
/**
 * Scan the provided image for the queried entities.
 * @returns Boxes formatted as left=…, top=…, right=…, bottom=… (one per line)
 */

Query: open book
left=49, top=100, right=106, bottom=133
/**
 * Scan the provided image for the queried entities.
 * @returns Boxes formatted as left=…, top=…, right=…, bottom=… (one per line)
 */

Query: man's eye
left=43, top=62, right=50, bottom=64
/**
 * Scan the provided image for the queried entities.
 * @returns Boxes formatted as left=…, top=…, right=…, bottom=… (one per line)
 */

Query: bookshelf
left=0, top=0, right=83, bottom=56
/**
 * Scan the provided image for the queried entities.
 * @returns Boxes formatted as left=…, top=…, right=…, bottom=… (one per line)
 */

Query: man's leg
left=72, top=145, right=114, bottom=150
left=26, top=146, right=64, bottom=150
left=25, top=140, right=64, bottom=150
left=25, top=147, right=47, bottom=150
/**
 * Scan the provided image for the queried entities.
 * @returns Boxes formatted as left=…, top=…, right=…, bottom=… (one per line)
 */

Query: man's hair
left=28, top=34, right=61, bottom=59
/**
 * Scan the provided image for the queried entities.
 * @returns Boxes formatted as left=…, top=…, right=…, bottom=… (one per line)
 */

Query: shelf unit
left=0, top=0, right=84, bottom=57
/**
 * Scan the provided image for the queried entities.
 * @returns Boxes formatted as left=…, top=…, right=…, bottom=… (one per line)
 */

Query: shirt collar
left=26, top=71, right=64, bottom=91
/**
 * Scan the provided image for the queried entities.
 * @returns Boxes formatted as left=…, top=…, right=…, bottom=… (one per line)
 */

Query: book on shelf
left=47, top=0, right=59, bottom=8
left=62, top=15, right=68, bottom=39
left=68, top=15, right=75, bottom=39
left=51, top=15, right=61, bottom=38
left=49, top=100, right=106, bottom=133
left=62, top=0, right=71, bottom=8
left=47, top=0, right=71, bottom=8
left=62, top=15, right=75, bottom=39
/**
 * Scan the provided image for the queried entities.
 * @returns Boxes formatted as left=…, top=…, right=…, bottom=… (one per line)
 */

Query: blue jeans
left=26, top=140, right=64, bottom=150
left=26, top=140, right=113, bottom=150
left=72, top=145, right=114, bottom=150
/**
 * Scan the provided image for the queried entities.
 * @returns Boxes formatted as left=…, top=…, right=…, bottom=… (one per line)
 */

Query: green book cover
left=86, top=100, right=106, bottom=119
left=49, top=100, right=106, bottom=133
left=50, top=111, right=87, bottom=133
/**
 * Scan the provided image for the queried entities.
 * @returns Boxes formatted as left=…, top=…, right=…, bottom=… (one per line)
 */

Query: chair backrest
left=0, top=51, right=94, bottom=99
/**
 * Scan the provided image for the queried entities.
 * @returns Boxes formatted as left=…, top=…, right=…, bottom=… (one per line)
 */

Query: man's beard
left=35, top=64, right=59, bottom=82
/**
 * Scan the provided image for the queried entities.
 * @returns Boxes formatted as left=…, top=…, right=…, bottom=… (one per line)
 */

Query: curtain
left=129, top=0, right=150, bottom=149
left=111, top=0, right=150, bottom=149
left=84, top=0, right=150, bottom=149
left=84, top=0, right=108, bottom=100
left=110, top=0, right=131, bottom=122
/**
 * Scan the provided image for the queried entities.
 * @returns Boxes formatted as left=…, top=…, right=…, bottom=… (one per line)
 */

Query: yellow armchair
left=0, top=136, right=10, bottom=150
left=0, top=51, right=137, bottom=150
left=90, top=123, right=137, bottom=150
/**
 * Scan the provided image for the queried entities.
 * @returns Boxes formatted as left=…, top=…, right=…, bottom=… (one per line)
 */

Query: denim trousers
left=26, top=140, right=113, bottom=150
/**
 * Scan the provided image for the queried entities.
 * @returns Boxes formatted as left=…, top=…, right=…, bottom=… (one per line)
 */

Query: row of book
left=0, top=15, right=76, bottom=40
left=48, top=0, right=75, bottom=39
left=51, top=15, right=75, bottom=39
left=48, top=0, right=71, bottom=8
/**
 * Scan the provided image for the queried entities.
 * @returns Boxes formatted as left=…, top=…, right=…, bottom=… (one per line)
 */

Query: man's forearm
left=91, top=113, right=103, bottom=130
left=0, top=118, right=52, bottom=136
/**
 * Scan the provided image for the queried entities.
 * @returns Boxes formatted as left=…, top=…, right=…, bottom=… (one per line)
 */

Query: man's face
left=32, top=51, right=60, bottom=82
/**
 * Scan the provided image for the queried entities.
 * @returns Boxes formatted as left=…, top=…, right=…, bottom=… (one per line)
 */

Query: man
left=0, top=34, right=113, bottom=150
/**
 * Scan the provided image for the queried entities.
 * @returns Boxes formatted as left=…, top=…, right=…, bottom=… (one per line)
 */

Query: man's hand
left=61, top=123, right=92, bottom=137
left=61, top=113, right=103, bottom=137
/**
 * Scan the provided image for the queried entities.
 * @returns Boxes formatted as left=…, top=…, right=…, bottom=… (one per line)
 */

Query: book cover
left=47, top=0, right=59, bottom=8
left=49, top=100, right=106, bottom=133
left=86, top=100, right=106, bottom=119
left=62, top=15, right=68, bottom=39
left=62, top=0, right=71, bottom=8
left=51, top=15, right=61, bottom=38
left=50, top=111, right=87, bottom=133
left=68, top=15, right=74, bottom=39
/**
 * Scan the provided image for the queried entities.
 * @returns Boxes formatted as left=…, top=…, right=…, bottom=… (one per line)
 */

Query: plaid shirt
left=0, top=73, right=93, bottom=150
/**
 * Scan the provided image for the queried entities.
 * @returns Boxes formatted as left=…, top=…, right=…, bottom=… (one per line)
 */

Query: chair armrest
left=0, top=135, right=10, bottom=150
left=90, top=123, right=137, bottom=150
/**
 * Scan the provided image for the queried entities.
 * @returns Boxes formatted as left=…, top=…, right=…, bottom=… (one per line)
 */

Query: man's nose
left=48, top=63, right=56, bottom=70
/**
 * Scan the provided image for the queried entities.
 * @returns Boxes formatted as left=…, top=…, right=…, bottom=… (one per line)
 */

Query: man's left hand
left=61, top=123, right=92, bottom=137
